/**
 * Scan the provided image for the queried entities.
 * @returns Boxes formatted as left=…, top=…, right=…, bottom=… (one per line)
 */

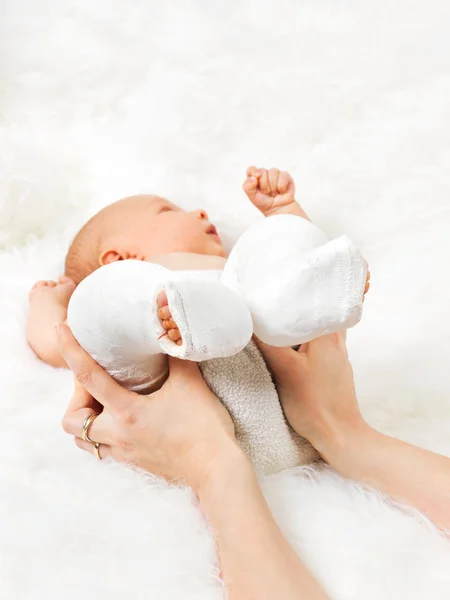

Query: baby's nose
left=195, top=209, right=208, bottom=220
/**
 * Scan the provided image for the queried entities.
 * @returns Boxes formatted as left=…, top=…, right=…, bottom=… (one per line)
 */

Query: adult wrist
left=311, top=414, right=373, bottom=469
left=195, top=440, right=251, bottom=504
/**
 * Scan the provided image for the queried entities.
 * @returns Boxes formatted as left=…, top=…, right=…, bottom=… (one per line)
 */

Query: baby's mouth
left=206, top=224, right=220, bottom=238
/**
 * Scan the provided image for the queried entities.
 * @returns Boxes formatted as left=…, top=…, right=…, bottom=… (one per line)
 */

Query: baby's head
left=65, top=195, right=226, bottom=284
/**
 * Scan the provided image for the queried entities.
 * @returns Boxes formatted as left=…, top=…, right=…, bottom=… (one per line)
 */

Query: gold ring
left=82, top=412, right=99, bottom=443
left=94, top=442, right=102, bottom=461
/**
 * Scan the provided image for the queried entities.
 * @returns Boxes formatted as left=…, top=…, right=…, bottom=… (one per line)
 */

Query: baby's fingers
left=246, top=166, right=261, bottom=179
left=268, top=169, right=280, bottom=194
left=259, top=169, right=270, bottom=194
left=243, top=177, right=258, bottom=200
left=278, top=171, right=292, bottom=194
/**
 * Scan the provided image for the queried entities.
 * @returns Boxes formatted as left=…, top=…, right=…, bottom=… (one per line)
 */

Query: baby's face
left=117, top=196, right=227, bottom=260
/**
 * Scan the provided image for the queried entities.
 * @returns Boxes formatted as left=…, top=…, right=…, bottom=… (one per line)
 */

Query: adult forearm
left=198, top=446, right=329, bottom=600
left=319, top=421, right=450, bottom=529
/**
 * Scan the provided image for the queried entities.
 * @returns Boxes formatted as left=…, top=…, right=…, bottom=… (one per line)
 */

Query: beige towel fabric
left=200, top=340, right=319, bottom=475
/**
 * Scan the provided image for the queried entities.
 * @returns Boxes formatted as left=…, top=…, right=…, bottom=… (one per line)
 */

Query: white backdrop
left=1, top=1, right=450, bottom=598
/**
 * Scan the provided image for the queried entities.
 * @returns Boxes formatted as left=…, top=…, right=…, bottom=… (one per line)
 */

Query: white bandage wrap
left=153, top=277, right=253, bottom=361
left=222, top=215, right=367, bottom=345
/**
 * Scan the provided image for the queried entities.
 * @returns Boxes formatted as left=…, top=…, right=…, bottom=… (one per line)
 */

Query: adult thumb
left=254, top=339, right=301, bottom=381
left=167, top=356, right=201, bottom=381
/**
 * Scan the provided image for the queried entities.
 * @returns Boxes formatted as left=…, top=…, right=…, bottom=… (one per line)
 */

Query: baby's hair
left=65, top=195, right=161, bottom=285
left=64, top=215, right=102, bottom=285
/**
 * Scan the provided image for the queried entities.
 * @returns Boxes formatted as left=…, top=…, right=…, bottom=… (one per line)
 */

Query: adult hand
left=57, top=324, right=330, bottom=599
left=57, top=323, right=236, bottom=493
left=258, top=332, right=363, bottom=459
left=259, top=333, right=450, bottom=530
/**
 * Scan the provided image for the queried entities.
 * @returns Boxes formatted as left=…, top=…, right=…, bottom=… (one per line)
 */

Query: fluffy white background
left=1, top=1, right=450, bottom=598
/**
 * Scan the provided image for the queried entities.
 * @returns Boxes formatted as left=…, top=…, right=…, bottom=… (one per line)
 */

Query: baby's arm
left=243, top=166, right=310, bottom=220
left=26, top=277, right=76, bottom=368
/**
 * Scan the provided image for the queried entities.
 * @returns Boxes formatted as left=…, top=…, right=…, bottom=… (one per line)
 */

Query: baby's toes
left=29, top=280, right=56, bottom=300
left=167, top=328, right=182, bottom=345
left=158, top=305, right=172, bottom=322
left=363, top=270, right=371, bottom=300
left=157, top=290, right=183, bottom=345
left=58, top=275, right=74, bottom=285
left=162, top=317, right=178, bottom=330
left=157, top=291, right=171, bottom=318
left=157, top=290, right=168, bottom=307
left=56, top=278, right=77, bottom=302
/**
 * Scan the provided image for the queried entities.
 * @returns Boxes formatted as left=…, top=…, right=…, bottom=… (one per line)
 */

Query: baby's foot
left=27, top=276, right=76, bottom=367
left=364, top=269, right=371, bottom=299
left=29, top=276, right=76, bottom=305
left=243, top=166, right=310, bottom=220
left=29, top=276, right=75, bottom=302
left=156, top=291, right=183, bottom=346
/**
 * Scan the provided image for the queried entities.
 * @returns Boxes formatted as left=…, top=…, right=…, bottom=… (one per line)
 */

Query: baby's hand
left=243, top=167, right=297, bottom=217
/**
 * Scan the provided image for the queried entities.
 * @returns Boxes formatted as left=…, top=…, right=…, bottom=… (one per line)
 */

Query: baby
left=27, top=166, right=370, bottom=474
left=27, top=165, right=370, bottom=375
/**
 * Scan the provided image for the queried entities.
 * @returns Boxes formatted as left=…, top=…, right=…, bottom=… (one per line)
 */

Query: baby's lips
left=206, top=224, right=219, bottom=236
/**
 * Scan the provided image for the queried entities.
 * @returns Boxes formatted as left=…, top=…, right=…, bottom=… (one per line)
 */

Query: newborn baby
left=27, top=166, right=369, bottom=473
left=29, top=166, right=368, bottom=371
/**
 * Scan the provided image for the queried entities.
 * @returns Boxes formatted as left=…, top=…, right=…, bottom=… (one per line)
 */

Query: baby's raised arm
left=243, top=166, right=310, bottom=220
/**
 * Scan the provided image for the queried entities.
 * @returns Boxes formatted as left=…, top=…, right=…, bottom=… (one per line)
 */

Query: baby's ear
left=99, top=249, right=125, bottom=266
left=99, top=249, right=144, bottom=266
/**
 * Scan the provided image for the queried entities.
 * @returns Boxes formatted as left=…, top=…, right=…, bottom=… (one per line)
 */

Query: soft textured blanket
left=200, top=340, right=319, bottom=474
left=1, top=1, right=450, bottom=599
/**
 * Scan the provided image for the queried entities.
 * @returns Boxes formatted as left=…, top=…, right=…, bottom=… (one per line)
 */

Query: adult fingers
left=254, top=339, right=304, bottom=381
left=303, top=332, right=348, bottom=357
left=167, top=356, right=202, bottom=382
left=65, top=378, right=101, bottom=414
left=56, top=323, right=131, bottom=412
left=74, top=437, right=113, bottom=460
left=62, top=408, right=114, bottom=446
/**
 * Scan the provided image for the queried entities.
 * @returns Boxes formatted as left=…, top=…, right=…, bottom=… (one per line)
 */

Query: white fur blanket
left=1, top=1, right=450, bottom=598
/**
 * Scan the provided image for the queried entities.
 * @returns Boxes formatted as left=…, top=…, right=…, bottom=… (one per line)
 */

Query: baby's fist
left=243, top=166, right=296, bottom=217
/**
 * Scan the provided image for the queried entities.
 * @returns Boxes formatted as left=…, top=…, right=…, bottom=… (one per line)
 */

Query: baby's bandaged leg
left=154, top=276, right=253, bottom=361
left=222, top=214, right=368, bottom=346
left=67, top=260, right=171, bottom=392
left=67, top=260, right=254, bottom=391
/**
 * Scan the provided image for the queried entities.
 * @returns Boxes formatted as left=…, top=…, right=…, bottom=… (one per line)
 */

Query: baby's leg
left=154, top=275, right=253, bottom=361
left=243, top=166, right=371, bottom=296
left=27, top=277, right=76, bottom=367
left=67, top=261, right=253, bottom=393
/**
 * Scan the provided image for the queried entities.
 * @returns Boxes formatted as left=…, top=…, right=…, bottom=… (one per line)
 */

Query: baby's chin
left=208, top=245, right=228, bottom=259
left=204, top=238, right=228, bottom=259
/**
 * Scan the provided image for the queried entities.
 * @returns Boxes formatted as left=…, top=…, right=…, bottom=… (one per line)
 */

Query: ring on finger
left=82, top=412, right=99, bottom=444
left=94, top=442, right=102, bottom=461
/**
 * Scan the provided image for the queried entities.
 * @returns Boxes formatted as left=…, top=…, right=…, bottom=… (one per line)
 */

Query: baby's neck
left=149, top=252, right=227, bottom=272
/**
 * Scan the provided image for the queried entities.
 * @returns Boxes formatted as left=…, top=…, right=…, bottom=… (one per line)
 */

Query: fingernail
left=250, top=176, right=256, bottom=181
